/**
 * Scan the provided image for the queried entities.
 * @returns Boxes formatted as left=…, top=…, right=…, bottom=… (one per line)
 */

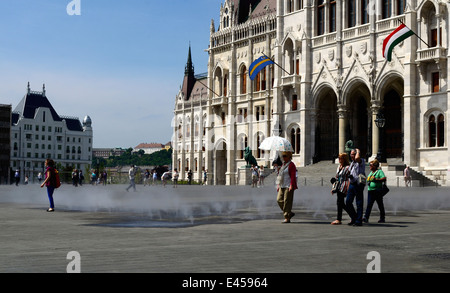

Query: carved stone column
left=337, top=104, right=348, bottom=155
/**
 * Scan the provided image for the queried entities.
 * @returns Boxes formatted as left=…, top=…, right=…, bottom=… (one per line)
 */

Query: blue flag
left=249, top=55, right=274, bottom=81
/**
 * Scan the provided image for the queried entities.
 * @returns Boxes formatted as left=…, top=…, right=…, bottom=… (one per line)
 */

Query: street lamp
left=375, top=113, right=386, bottom=163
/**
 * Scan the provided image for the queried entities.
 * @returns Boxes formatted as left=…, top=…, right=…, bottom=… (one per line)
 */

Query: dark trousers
left=336, top=191, right=349, bottom=221
left=346, top=183, right=364, bottom=224
left=364, top=190, right=385, bottom=221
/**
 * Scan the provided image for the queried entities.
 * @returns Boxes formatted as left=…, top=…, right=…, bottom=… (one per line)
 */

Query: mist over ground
left=2, top=184, right=449, bottom=222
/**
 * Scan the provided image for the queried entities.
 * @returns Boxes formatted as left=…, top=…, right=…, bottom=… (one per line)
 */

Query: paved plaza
left=1, top=181, right=450, bottom=274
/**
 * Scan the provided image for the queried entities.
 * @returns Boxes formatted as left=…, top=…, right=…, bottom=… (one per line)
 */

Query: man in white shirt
left=126, top=165, right=137, bottom=192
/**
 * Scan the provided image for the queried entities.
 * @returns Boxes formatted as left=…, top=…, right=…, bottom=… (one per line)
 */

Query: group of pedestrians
left=71, top=169, right=85, bottom=186
left=273, top=148, right=387, bottom=225
left=251, top=165, right=265, bottom=188
left=126, top=165, right=208, bottom=191
left=330, top=149, right=386, bottom=226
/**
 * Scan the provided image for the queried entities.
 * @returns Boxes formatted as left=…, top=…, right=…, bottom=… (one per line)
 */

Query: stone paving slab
left=0, top=184, right=450, bottom=274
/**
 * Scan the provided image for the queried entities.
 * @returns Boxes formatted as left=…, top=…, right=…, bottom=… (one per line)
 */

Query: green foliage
left=94, top=148, right=172, bottom=168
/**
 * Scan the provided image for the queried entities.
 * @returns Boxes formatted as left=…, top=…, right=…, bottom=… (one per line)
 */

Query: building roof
left=222, top=0, right=276, bottom=26
left=135, top=143, right=164, bottom=149
left=12, top=84, right=85, bottom=132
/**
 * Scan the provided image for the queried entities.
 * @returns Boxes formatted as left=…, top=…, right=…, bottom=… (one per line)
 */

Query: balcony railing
left=416, top=47, right=447, bottom=63
left=281, top=75, right=301, bottom=87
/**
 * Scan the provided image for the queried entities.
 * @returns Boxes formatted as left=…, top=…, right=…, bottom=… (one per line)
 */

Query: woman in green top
left=363, top=160, right=386, bottom=223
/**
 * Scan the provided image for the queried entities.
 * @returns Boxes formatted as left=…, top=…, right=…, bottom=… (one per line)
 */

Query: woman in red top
left=40, top=159, right=56, bottom=212
left=276, top=151, right=298, bottom=223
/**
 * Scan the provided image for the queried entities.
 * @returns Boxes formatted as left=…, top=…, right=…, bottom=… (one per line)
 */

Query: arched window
left=317, top=0, right=325, bottom=36
left=239, top=136, right=248, bottom=159
left=254, top=68, right=266, bottom=92
left=348, top=0, right=356, bottom=27
left=256, top=133, right=265, bottom=158
left=429, top=115, right=436, bottom=147
left=291, top=129, right=296, bottom=154
left=223, top=74, right=228, bottom=97
left=290, top=126, right=301, bottom=154
left=178, top=124, right=182, bottom=139
left=194, top=117, right=200, bottom=137
left=438, top=114, right=445, bottom=147
left=330, top=0, right=336, bottom=32
left=240, top=66, right=247, bottom=94
left=361, top=0, right=369, bottom=24
left=397, top=0, right=406, bottom=15
left=287, top=0, right=294, bottom=13
left=382, top=0, right=392, bottom=19
left=186, top=119, right=191, bottom=138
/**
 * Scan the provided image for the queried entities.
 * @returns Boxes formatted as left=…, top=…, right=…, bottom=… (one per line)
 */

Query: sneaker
left=378, top=219, right=385, bottom=223
left=362, top=217, right=368, bottom=223
left=331, top=220, right=342, bottom=225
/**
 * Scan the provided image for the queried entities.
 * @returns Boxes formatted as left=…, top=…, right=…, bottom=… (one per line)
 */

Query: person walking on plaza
left=330, top=153, right=351, bottom=225
left=346, top=148, right=366, bottom=226
left=126, top=165, right=137, bottom=192
left=276, top=151, right=298, bottom=223
left=203, top=169, right=207, bottom=185
left=404, top=165, right=411, bottom=187
left=251, top=165, right=258, bottom=188
left=363, top=160, right=387, bottom=223
left=152, top=170, right=157, bottom=185
left=173, top=169, right=179, bottom=188
left=72, top=169, right=78, bottom=187
left=161, top=171, right=169, bottom=187
left=14, top=169, right=20, bottom=186
left=78, top=170, right=84, bottom=186
left=143, top=169, right=150, bottom=186
left=258, top=165, right=265, bottom=187
left=102, top=170, right=107, bottom=185
left=187, top=169, right=193, bottom=185
left=40, top=159, right=57, bottom=212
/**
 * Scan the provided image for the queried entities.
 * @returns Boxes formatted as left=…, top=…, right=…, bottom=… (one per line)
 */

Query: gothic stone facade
left=173, top=0, right=450, bottom=186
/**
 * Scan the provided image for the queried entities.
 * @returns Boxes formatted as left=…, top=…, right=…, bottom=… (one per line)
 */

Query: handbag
left=381, top=182, right=390, bottom=197
left=358, top=174, right=366, bottom=185
left=331, top=181, right=339, bottom=193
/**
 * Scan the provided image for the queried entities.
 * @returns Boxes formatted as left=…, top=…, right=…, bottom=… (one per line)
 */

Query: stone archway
left=214, top=140, right=227, bottom=185
left=344, top=81, right=372, bottom=158
left=315, top=87, right=338, bottom=161
left=380, top=76, right=404, bottom=158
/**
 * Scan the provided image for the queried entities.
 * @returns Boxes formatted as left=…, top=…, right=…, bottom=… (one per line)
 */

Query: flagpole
left=262, top=53, right=291, bottom=76
left=398, top=19, right=430, bottom=48
left=197, top=79, right=221, bottom=98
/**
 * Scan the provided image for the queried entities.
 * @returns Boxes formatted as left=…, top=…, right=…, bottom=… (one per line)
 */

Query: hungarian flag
left=383, top=23, right=414, bottom=62
left=249, top=55, right=274, bottom=81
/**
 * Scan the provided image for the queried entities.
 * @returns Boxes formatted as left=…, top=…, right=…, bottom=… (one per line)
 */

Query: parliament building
left=173, top=0, right=450, bottom=186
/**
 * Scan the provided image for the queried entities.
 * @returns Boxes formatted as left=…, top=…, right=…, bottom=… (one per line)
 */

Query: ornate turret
left=181, top=45, right=196, bottom=101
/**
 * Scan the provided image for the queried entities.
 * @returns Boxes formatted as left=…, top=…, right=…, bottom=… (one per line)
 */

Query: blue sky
left=0, top=0, right=222, bottom=148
